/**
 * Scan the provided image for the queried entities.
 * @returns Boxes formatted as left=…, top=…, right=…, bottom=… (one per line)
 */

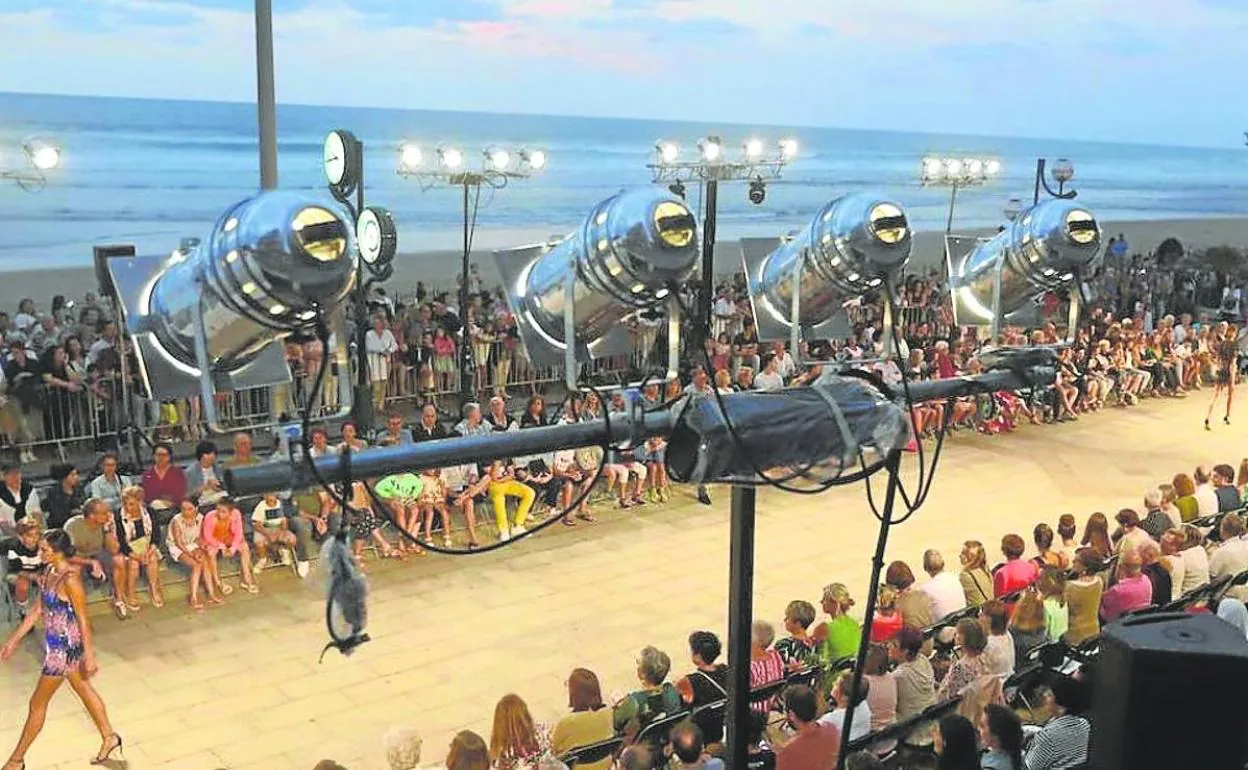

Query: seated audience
left=979, top=704, right=1024, bottom=770
left=552, top=668, right=612, bottom=770
left=1, top=519, right=43, bottom=608
left=0, top=463, right=44, bottom=533
left=1213, top=463, right=1241, bottom=512
left=489, top=693, right=550, bottom=770
left=1112, top=509, right=1151, bottom=556
left=980, top=600, right=1015, bottom=676
left=811, top=583, right=861, bottom=669
left=775, top=684, right=840, bottom=770
left=88, top=453, right=131, bottom=512
left=670, top=720, right=724, bottom=770
left=676, top=631, right=730, bottom=746
left=993, top=534, right=1038, bottom=604
left=936, top=618, right=989, bottom=702
left=1193, top=465, right=1219, bottom=516
left=861, top=644, right=897, bottom=737
left=485, top=459, right=536, bottom=542
left=1139, top=489, right=1172, bottom=539
left=167, top=498, right=222, bottom=608
left=251, top=491, right=306, bottom=576
left=889, top=627, right=935, bottom=746
left=1036, top=568, right=1069, bottom=642
left=1178, top=524, right=1211, bottom=594
left=749, top=620, right=785, bottom=714
left=886, top=560, right=933, bottom=630
left=1137, top=540, right=1172, bottom=605
left=1063, top=549, right=1103, bottom=645
left=1079, top=513, right=1112, bottom=560
left=375, top=473, right=426, bottom=556
left=1216, top=598, right=1248, bottom=640
left=1210, top=513, right=1248, bottom=601
left=746, top=711, right=775, bottom=770
left=1171, top=472, right=1199, bottom=523
left=185, top=440, right=226, bottom=505
left=440, top=463, right=483, bottom=548
left=383, top=725, right=423, bottom=770
left=613, top=645, right=683, bottom=735
left=43, top=463, right=85, bottom=529
left=447, top=730, right=491, bottom=770
left=1007, top=591, right=1048, bottom=667
left=140, top=443, right=187, bottom=534
left=114, top=485, right=164, bottom=611
left=958, top=541, right=993, bottom=607
left=934, top=714, right=979, bottom=770
left=869, top=584, right=904, bottom=642
left=819, top=671, right=871, bottom=743
left=919, top=549, right=966, bottom=621
left=64, top=498, right=122, bottom=615
left=201, top=497, right=259, bottom=594
left=1099, top=549, right=1152, bottom=622
left=1055, top=515, right=1079, bottom=564
left=412, top=403, right=448, bottom=441
left=774, top=600, right=818, bottom=671
left=1023, top=676, right=1090, bottom=770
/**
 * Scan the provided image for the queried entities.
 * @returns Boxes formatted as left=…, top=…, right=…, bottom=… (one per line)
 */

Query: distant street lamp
left=1033, top=157, right=1077, bottom=203
left=1, top=138, right=62, bottom=191
left=1004, top=197, right=1023, bottom=222
left=397, top=142, right=547, bottom=398
left=919, top=155, right=1002, bottom=233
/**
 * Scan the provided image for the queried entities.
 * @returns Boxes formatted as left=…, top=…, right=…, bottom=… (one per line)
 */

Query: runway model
left=1205, top=322, right=1239, bottom=430
left=0, top=530, right=122, bottom=769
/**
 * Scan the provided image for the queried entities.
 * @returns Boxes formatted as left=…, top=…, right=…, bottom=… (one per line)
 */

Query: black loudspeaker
left=1091, top=612, right=1248, bottom=770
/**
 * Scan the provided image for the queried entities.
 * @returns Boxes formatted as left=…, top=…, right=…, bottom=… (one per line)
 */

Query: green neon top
left=374, top=473, right=424, bottom=501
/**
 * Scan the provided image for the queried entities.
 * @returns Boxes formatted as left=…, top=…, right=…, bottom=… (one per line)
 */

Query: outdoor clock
left=357, top=206, right=397, bottom=267
left=323, top=129, right=361, bottom=200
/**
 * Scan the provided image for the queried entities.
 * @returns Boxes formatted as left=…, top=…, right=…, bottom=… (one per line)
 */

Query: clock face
left=358, top=209, right=381, bottom=264
left=324, top=132, right=347, bottom=186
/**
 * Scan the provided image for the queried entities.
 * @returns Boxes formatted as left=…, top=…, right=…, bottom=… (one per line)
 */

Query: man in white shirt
left=918, top=549, right=965, bottom=621
left=1210, top=514, right=1248, bottom=602
left=364, top=315, right=398, bottom=415
left=87, top=321, right=119, bottom=367
left=0, top=463, right=42, bottom=535
left=711, top=288, right=736, bottom=340
left=753, top=355, right=785, bottom=392
left=770, top=342, right=796, bottom=381
left=873, top=356, right=903, bottom=387
left=87, top=453, right=132, bottom=512
left=1193, top=465, right=1220, bottom=517
left=818, top=671, right=872, bottom=742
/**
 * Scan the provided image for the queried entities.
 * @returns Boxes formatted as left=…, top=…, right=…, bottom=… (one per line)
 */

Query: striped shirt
left=1023, top=715, right=1089, bottom=770
left=749, top=649, right=786, bottom=714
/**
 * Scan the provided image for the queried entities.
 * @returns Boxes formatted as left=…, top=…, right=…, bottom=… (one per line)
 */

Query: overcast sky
left=1, top=0, right=1245, bottom=147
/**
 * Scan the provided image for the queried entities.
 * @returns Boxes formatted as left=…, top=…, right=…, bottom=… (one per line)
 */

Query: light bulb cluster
left=920, top=155, right=1002, bottom=186
left=397, top=142, right=547, bottom=175
left=654, top=135, right=798, bottom=166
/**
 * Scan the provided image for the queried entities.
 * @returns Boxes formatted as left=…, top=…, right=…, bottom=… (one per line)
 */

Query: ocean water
left=1, top=91, right=1247, bottom=269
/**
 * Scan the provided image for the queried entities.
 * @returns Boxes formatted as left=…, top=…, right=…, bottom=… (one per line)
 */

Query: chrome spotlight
left=741, top=193, right=912, bottom=342
left=101, top=191, right=358, bottom=424
left=494, top=188, right=699, bottom=381
left=947, top=199, right=1102, bottom=328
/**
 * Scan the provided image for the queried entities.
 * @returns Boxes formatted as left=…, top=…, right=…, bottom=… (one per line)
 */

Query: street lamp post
left=1033, top=157, right=1077, bottom=203
left=0, top=138, right=62, bottom=192
left=649, top=136, right=797, bottom=346
left=1004, top=197, right=1023, bottom=223
left=919, top=155, right=1002, bottom=234
left=649, top=134, right=796, bottom=770
left=397, top=144, right=546, bottom=400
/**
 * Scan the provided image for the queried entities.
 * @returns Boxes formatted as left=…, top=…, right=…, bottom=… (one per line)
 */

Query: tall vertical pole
left=460, top=181, right=474, bottom=399
left=699, top=178, right=719, bottom=348
left=1032, top=159, right=1044, bottom=205
left=255, top=0, right=279, bottom=190
left=836, top=450, right=904, bottom=770
left=724, top=485, right=757, bottom=770
left=944, top=184, right=959, bottom=235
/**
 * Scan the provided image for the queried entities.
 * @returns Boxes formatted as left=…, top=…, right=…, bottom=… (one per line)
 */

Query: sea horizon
left=2, top=90, right=1247, bottom=269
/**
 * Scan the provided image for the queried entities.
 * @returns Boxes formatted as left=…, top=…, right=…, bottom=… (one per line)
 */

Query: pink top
left=201, top=508, right=244, bottom=551
left=434, top=336, right=456, bottom=356
left=1100, top=574, right=1153, bottom=622
left=993, top=558, right=1039, bottom=600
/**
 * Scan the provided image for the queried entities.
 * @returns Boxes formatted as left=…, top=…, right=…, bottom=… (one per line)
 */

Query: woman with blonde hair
left=1008, top=591, right=1048, bottom=666
left=958, top=541, right=992, bottom=607
left=114, top=486, right=164, bottom=612
left=489, top=693, right=550, bottom=770
left=448, top=731, right=491, bottom=770
left=811, top=582, right=861, bottom=668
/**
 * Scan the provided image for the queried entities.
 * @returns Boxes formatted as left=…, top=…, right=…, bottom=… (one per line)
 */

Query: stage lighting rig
left=740, top=194, right=913, bottom=357
left=920, top=154, right=1002, bottom=234
left=1, top=137, right=62, bottom=192
left=947, top=198, right=1103, bottom=340
left=493, top=187, right=698, bottom=389
left=397, top=138, right=547, bottom=396
left=98, top=191, right=359, bottom=431
left=1034, top=157, right=1077, bottom=202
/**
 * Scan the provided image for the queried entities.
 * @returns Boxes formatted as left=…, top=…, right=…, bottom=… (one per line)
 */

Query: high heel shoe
left=1225, top=416, right=1232, bottom=425
left=91, top=733, right=123, bottom=764
left=1205, top=419, right=1211, bottom=431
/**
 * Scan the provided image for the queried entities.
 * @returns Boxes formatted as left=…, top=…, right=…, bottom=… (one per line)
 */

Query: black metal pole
left=699, top=178, right=719, bottom=348
left=1033, top=159, right=1044, bottom=205
left=350, top=139, right=374, bottom=433
left=460, top=181, right=474, bottom=399
left=836, top=450, right=903, bottom=770
left=724, top=484, right=757, bottom=770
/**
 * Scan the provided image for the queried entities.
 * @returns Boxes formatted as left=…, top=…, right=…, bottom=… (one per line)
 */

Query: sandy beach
left=3, top=215, right=1245, bottom=308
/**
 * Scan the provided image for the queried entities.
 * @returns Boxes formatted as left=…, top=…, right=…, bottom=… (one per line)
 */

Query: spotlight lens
left=779, top=138, right=798, bottom=159
left=654, top=200, right=695, bottom=249
left=945, top=158, right=963, bottom=176
left=441, top=148, right=463, bottom=169
left=744, top=138, right=764, bottom=159
left=700, top=139, right=722, bottom=162
left=526, top=150, right=547, bottom=170
left=986, top=159, right=1002, bottom=175
left=657, top=141, right=679, bottom=164
left=489, top=149, right=511, bottom=171
left=29, top=144, right=60, bottom=171
left=399, top=144, right=423, bottom=170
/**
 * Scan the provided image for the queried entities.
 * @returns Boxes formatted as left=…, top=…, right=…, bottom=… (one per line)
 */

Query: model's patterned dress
left=40, top=569, right=83, bottom=677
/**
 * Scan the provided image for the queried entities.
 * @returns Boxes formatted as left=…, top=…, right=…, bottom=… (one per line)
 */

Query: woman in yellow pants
left=485, top=460, right=535, bottom=542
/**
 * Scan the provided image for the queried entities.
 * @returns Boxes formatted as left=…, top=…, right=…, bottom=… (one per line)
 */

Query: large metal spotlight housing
left=102, top=191, right=358, bottom=408
left=741, top=193, right=912, bottom=341
left=947, top=198, right=1102, bottom=326
left=494, top=188, right=699, bottom=370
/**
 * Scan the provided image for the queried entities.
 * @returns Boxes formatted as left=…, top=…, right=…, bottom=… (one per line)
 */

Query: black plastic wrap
left=665, top=376, right=910, bottom=484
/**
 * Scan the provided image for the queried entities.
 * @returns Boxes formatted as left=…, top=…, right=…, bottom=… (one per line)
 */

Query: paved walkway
left=0, top=393, right=1234, bottom=769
